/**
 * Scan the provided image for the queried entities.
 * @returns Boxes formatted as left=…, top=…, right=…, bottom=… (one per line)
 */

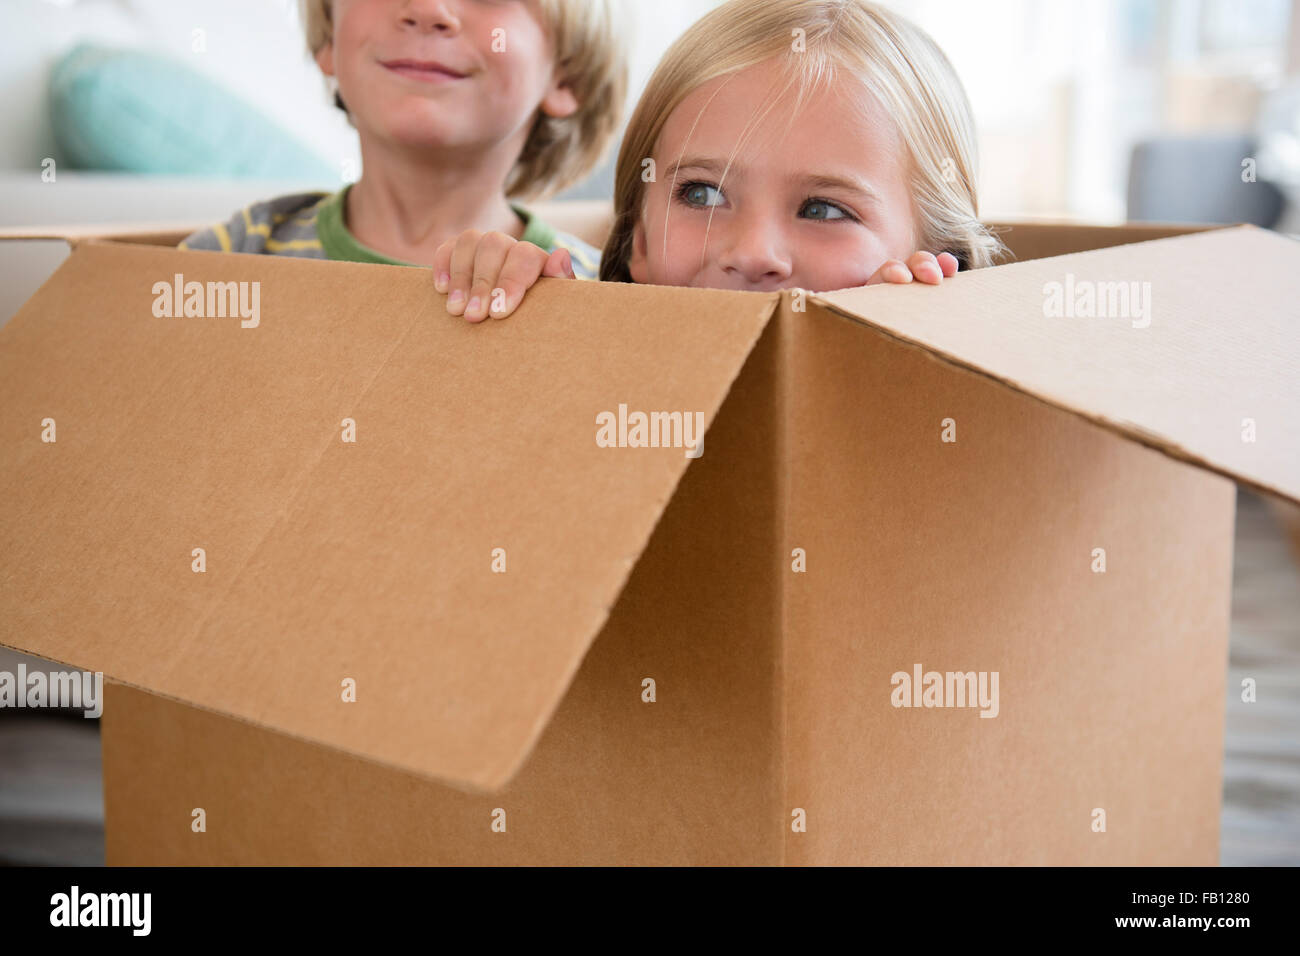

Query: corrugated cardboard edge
left=806, top=225, right=1298, bottom=508
left=773, top=298, right=794, bottom=867
left=1, top=274, right=785, bottom=795
left=0, top=223, right=199, bottom=247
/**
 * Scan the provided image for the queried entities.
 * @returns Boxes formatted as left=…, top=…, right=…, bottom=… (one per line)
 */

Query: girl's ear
left=315, top=41, right=336, bottom=78
left=627, top=218, right=649, bottom=283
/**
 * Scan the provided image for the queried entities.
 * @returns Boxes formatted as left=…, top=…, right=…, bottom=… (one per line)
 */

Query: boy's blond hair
left=602, top=0, right=1003, bottom=281
left=301, top=0, right=626, bottom=199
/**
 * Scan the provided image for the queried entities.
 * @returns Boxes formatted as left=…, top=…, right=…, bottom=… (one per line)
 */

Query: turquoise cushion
left=49, top=43, right=338, bottom=181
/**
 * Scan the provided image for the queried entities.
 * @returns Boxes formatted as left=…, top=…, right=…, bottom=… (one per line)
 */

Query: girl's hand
left=433, top=230, right=576, bottom=322
left=865, top=251, right=959, bottom=286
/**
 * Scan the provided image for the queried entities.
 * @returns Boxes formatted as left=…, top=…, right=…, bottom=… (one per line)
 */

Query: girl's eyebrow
left=800, top=174, right=884, bottom=208
left=667, top=156, right=734, bottom=179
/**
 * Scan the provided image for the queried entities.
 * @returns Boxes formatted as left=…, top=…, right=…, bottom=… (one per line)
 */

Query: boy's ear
left=628, top=217, right=648, bottom=283
left=540, top=79, right=579, bottom=119
left=315, top=41, right=336, bottom=78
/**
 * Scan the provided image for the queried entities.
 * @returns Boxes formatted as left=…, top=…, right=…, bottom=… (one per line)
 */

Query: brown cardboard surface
left=97, top=295, right=1237, bottom=865
left=103, top=320, right=785, bottom=864
left=3, top=218, right=1284, bottom=864
left=816, top=225, right=1300, bottom=506
left=780, top=300, right=1233, bottom=864
left=0, top=240, right=777, bottom=790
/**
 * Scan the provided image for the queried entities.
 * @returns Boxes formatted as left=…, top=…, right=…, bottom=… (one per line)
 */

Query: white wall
left=0, top=0, right=718, bottom=185
left=0, top=0, right=354, bottom=174
left=5, top=0, right=1286, bottom=220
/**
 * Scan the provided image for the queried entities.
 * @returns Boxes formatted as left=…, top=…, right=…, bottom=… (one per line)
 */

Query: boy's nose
left=400, top=0, right=462, bottom=34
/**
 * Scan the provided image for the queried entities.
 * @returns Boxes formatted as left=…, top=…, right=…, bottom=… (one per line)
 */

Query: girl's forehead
left=656, top=60, right=901, bottom=175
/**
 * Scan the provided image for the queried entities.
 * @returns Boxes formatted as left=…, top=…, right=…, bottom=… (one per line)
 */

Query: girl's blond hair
left=601, top=0, right=1002, bottom=281
left=301, top=0, right=626, bottom=199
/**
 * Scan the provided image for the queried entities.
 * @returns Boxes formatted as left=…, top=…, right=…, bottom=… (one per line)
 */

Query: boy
left=181, top=0, right=624, bottom=287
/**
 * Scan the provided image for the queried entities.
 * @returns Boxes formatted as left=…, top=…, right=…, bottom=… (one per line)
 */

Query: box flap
left=0, top=242, right=776, bottom=790
left=814, top=225, right=1300, bottom=505
left=0, top=222, right=200, bottom=246
left=986, top=219, right=1218, bottom=263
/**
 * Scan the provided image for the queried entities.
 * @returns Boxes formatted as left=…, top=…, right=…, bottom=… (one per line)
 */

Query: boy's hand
left=433, top=230, right=576, bottom=323
left=865, top=251, right=959, bottom=286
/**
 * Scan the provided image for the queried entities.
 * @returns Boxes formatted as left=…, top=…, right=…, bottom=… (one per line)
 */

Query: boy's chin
left=371, top=113, right=487, bottom=153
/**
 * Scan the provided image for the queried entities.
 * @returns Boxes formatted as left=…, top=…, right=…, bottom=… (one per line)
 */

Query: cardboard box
left=1, top=213, right=1296, bottom=865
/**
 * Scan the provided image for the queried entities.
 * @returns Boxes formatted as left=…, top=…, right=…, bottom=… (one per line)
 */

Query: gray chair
left=1127, top=133, right=1286, bottom=226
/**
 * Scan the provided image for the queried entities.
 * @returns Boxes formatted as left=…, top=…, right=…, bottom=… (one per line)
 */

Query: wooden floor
left=1, top=489, right=1297, bottom=866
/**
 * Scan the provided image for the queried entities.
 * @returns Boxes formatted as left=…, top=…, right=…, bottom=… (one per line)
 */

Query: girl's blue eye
left=680, top=182, right=725, bottom=207
left=800, top=200, right=851, bottom=221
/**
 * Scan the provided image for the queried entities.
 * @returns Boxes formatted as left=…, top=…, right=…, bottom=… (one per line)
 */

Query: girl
left=434, top=0, right=1003, bottom=322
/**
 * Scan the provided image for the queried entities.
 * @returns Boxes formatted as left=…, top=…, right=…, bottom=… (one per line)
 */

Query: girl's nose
left=715, top=220, right=793, bottom=288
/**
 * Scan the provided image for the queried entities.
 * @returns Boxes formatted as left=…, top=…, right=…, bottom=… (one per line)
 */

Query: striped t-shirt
left=179, top=186, right=601, bottom=278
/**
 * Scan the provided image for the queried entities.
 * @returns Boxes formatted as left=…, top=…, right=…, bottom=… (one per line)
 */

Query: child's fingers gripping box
left=0, top=217, right=1295, bottom=864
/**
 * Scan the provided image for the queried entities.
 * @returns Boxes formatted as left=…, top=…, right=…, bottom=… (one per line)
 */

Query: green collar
left=316, top=185, right=556, bottom=266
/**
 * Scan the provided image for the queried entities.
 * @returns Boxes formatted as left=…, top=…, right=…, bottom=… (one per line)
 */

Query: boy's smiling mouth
left=380, top=58, right=469, bottom=83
